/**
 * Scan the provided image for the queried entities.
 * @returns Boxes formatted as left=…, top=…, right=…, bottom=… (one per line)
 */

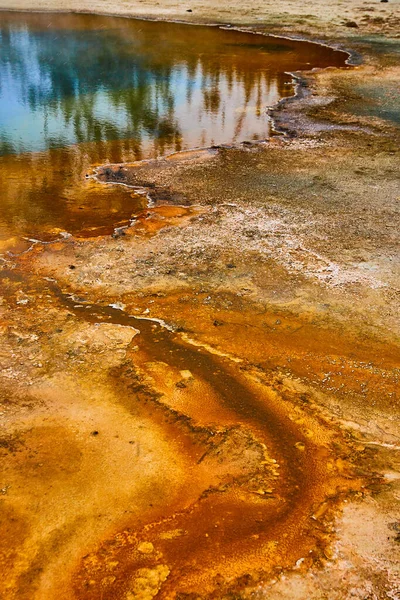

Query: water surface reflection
left=0, top=13, right=347, bottom=239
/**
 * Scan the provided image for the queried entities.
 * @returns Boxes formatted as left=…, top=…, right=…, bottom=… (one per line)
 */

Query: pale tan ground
left=1, top=0, right=400, bottom=41
left=0, top=1, right=400, bottom=600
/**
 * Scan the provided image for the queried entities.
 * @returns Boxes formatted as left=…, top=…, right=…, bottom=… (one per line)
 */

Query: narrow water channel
left=3, top=269, right=349, bottom=598
left=0, top=14, right=353, bottom=599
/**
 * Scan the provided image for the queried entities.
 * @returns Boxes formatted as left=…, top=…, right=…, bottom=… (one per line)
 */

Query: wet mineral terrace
left=1, top=11, right=399, bottom=600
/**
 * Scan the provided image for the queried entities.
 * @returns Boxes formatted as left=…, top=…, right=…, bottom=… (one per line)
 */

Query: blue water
left=0, top=13, right=347, bottom=239
left=0, top=13, right=348, bottom=156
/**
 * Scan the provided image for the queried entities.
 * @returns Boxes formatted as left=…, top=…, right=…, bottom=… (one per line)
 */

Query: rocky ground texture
left=0, top=1, right=400, bottom=599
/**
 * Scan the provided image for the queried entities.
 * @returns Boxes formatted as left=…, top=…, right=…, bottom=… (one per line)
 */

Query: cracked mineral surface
left=0, top=2, right=399, bottom=599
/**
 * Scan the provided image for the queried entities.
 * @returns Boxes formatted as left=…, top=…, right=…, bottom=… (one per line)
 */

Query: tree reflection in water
left=0, top=13, right=347, bottom=238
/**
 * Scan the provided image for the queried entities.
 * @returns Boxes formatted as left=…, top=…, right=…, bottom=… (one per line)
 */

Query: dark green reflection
left=0, top=12, right=348, bottom=156
left=0, top=13, right=347, bottom=240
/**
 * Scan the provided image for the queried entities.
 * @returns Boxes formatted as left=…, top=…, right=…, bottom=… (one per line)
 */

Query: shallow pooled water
left=0, top=12, right=347, bottom=240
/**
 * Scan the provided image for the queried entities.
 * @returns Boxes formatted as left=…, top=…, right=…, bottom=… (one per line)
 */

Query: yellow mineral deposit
left=0, top=2, right=399, bottom=600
